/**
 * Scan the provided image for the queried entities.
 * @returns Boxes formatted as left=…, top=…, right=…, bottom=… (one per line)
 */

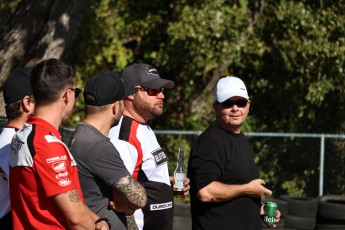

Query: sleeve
left=34, top=142, right=80, bottom=197
left=110, top=138, right=138, bottom=174
left=188, top=134, right=224, bottom=192
left=88, top=140, right=130, bottom=186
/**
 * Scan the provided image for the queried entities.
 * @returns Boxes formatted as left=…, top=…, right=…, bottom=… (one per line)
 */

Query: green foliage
left=233, top=1, right=345, bottom=133
left=157, top=0, right=252, bottom=130
left=64, top=0, right=345, bottom=196
left=1, top=0, right=344, bottom=197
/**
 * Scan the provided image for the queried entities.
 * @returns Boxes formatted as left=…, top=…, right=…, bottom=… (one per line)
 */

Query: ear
left=112, top=102, right=117, bottom=116
left=127, top=94, right=135, bottom=101
left=63, top=90, right=70, bottom=105
left=22, top=96, right=33, bottom=112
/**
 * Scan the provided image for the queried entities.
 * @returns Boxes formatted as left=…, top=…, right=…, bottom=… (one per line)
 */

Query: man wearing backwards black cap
left=109, top=64, right=190, bottom=230
left=69, top=71, right=147, bottom=230
left=0, top=68, right=35, bottom=229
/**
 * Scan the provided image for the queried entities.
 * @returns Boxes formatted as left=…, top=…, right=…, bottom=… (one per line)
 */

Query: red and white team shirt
left=109, top=116, right=174, bottom=230
left=9, top=116, right=84, bottom=230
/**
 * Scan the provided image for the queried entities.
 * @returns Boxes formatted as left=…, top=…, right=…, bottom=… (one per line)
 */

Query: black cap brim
left=141, top=78, right=175, bottom=89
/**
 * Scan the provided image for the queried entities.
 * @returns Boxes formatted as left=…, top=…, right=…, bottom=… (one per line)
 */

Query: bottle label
left=173, top=173, right=185, bottom=191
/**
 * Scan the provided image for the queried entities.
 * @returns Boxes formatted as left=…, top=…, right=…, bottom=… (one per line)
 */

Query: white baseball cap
left=214, top=76, right=249, bottom=103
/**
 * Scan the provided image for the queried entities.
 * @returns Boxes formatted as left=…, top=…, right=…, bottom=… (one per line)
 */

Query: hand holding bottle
left=173, top=147, right=186, bottom=196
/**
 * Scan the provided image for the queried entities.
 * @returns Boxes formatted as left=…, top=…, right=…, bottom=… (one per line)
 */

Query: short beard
left=133, top=96, right=163, bottom=122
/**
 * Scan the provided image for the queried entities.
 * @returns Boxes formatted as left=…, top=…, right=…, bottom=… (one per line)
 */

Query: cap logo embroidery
left=146, top=66, right=159, bottom=76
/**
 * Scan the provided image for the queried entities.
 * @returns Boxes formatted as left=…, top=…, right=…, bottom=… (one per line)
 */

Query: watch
left=95, top=217, right=111, bottom=229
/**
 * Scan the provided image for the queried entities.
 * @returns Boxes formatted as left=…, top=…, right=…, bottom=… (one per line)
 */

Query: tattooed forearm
left=64, top=189, right=81, bottom=202
left=126, top=215, right=139, bottom=230
left=114, top=175, right=147, bottom=209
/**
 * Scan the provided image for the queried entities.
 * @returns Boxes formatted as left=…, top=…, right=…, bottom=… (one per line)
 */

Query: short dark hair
left=5, top=95, right=35, bottom=120
left=31, top=58, right=75, bottom=106
left=84, top=100, right=111, bottom=115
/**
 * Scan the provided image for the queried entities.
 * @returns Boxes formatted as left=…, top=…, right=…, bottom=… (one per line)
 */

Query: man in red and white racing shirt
left=109, top=63, right=190, bottom=230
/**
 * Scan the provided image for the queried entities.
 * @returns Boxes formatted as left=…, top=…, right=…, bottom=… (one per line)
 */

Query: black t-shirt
left=188, top=121, right=262, bottom=230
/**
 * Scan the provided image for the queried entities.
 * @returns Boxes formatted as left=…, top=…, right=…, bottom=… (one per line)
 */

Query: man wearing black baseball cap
left=69, top=71, right=147, bottom=230
left=109, top=64, right=190, bottom=230
left=0, top=68, right=35, bottom=229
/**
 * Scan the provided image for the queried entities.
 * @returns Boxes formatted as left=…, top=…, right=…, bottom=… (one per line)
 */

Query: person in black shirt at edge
left=188, top=76, right=281, bottom=230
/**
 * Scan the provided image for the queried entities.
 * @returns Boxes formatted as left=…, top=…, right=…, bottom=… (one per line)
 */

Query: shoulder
left=0, top=127, right=16, bottom=147
left=197, top=122, right=224, bottom=142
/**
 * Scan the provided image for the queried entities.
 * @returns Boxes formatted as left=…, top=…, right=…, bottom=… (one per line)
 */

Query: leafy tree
left=1, top=0, right=344, bottom=195
left=232, top=0, right=345, bottom=133
left=0, top=0, right=90, bottom=115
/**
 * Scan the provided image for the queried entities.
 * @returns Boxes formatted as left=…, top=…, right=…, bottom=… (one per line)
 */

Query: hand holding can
left=263, top=201, right=278, bottom=226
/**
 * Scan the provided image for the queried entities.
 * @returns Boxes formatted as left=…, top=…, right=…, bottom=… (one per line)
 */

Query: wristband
left=95, top=217, right=111, bottom=229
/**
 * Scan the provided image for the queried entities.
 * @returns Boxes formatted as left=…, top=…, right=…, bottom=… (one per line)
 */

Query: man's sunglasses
left=139, top=86, right=164, bottom=96
left=220, top=99, right=248, bottom=108
left=70, top=88, right=82, bottom=98
left=63, top=88, right=82, bottom=99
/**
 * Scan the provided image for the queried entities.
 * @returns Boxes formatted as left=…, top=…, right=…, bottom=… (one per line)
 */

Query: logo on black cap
left=146, top=66, right=159, bottom=76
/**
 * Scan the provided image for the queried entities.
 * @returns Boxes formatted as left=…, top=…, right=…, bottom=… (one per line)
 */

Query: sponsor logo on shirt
left=58, top=178, right=71, bottom=186
left=44, top=134, right=60, bottom=143
left=46, top=155, right=67, bottom=163
left=152, top=149, right=167, bottom=167
left=55, top=171, right=68, bottom=179
left=52, top=161, right=66, bottom=172
left=150, top=201, right=173, bottom=211
left=11, top=137, right=24, bottom=150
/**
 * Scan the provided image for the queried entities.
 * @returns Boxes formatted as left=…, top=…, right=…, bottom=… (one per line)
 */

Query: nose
left=157, top=91, right=165, bottom=99
left=230, top=104, right=239, bottom=111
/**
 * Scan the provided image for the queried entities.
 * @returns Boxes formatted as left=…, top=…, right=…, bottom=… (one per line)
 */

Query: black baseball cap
left=84, top=71, right=128, bottom=106
left=122, top=64, right=175, bottom=95
left=3, top=68, right=33, bottom=104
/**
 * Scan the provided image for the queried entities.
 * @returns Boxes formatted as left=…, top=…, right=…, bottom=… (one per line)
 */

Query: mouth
left=156, top=101, right=164, bottom=107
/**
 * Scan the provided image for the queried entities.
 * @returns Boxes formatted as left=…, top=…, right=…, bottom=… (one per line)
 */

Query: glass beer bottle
left=173, top=147, right=186, bottom=196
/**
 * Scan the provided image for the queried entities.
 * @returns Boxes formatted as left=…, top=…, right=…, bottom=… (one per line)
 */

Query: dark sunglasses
left=220, top=99, right=248, bottom=108
left=63, top=88, right=82, bottom=99
left=139, top=86, right=164, bottom=96
left=70, top=88, right=82, bottom=98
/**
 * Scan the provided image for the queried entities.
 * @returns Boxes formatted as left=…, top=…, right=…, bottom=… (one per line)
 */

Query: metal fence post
left=319, top=134, right=325, bottom=196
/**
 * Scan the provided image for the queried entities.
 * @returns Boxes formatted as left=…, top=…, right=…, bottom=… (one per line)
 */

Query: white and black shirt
left=109, top=116, right=173, bottom=230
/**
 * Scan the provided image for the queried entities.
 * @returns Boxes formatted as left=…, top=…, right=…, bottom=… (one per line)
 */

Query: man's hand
left=170, top=176, right=190, bottom=200
left=246, top=179, right=272, bottom=197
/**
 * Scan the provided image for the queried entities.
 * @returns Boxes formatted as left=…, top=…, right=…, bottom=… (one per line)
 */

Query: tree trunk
left=0, top=0, right=89, bottom=116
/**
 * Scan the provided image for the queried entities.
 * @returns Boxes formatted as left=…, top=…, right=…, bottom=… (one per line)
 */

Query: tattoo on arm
left=126, top=215, right=139, bottom=230
left=64, top=189, right=81, bottom=202
left=114, top=175, right=147, bottom=209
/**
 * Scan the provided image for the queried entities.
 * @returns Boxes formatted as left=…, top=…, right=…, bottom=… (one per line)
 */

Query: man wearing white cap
left=188, top=76, right=280, bottom=230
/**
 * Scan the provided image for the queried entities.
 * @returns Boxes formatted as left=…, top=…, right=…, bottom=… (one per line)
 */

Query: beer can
left=263, top=201, right=277, bottom=226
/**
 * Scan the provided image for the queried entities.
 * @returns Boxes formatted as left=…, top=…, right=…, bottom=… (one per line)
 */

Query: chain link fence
left=2, top=117, right=343, bottom=198
left=153, top=130, right=345, bottom=198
